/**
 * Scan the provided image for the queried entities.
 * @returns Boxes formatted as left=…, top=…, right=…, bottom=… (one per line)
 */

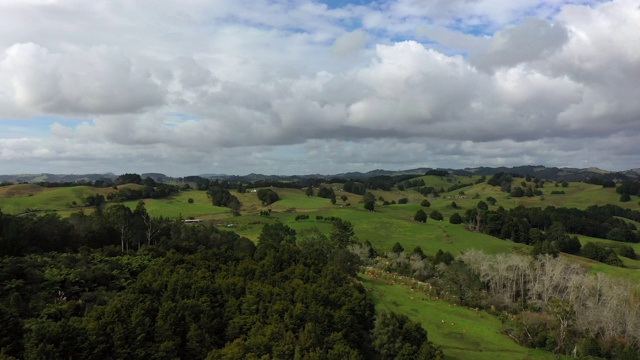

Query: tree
left=105, top=204, right=133, bottom=254
left=435, top=260, right=482, bottom=306
left=372, top=312, right=441, bottom=360
left=414, top=209, right=427, bottom=223
left=391, top=242, right=404, bottom=254
left=133, top=201, right=167, bottom=247
left=449, top=213, right=463, bottom=224
left=143, top=176, right=157, bottom=187
left=420, top=199, right=431, bottom=207
left=114, top=173, right=142, bottom=185
left=363, top=192, right=375, bottom=212
left=511, top=187, right=525, bottom=198
left=525, top=187, right=534, bottom=197
left=412, top=246, right=426, bottom=259
left=620, top=193, right=631, bottom=202
left=451, top=201, right=458, bottom=209
left=619, top=245, right=636, bottom=259
left=257, top=188, right=280, bottom=205
left=429, top=210, right=443, bottom=221
left=330, top=219, right=355, bottom=248
left=317, top=187, right=335, bottom=199
left=209, top=186, right=240, bottom=209
left=305, top=186, right=313, bottom=197
left=434, top=249, right=454, bottom=265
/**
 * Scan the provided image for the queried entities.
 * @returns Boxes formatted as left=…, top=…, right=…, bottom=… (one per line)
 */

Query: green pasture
left=360, top=272, right=561, bottom=360
left=121, top=191, right=229, bottom=219
left=3, top=181, right=640, bottom=282
left=0, top=185, right=107, bottom=214
left=234, top=188, right=336, bottom=214
left=412, top=175, right=484, bottom=194
left=227, top=196, right=526, bottom=257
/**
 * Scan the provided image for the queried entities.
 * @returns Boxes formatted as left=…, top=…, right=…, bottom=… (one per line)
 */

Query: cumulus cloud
left=471, top=18, right=569, bottom=71
left=0, top=43, right=164, bottom=114
left=332, top=29, right=367, bottom=57
left=0, top=0, right=638, bottom=175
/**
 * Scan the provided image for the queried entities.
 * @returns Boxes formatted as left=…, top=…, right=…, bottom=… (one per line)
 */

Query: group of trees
left=375, top=238, right=640, bottom=358
left=413, top=210, right=445, bottom=224
left=256, top=188, right=280, bottom=205
left=617, top=180, right=640, bottom=197
left=106, top=183, right=180, bottom=203
left=460, top=250, right=640, bottom=357
left=0, top=211, right=442, bottom=359
left=460, top=202, right=638, bottom=265
left=0, top=202, right=170, bottom=257
left=208, top=186, right=241, bottom=214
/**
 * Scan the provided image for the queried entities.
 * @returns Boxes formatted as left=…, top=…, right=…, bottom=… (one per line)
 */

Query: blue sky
left=0, top=0, right=638, bottom=176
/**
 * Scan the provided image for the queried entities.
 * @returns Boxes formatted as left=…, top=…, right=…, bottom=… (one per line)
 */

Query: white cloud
left=0, top=0, right=638, bottom=175
left=0, top=43, right=163, bottom=114
left=471, top=18, right=569, bottom=71
left=332, top=29, right=367, bottom=57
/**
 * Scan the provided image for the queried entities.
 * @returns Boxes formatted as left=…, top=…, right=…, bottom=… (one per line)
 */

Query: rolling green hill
left=2, top=178, right=640, bottom=359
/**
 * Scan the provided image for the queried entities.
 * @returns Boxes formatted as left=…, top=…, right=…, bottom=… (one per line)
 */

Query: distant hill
left=141, top=173, right=170, bottom=181
left=0, top=173, right=116, bottom=184
left=458, top=165, right=632, bottom=182
left=1, top=166, right=636, bottom=184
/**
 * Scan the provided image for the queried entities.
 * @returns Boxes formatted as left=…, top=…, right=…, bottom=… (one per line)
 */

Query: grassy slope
left=0, top=185, right=114, bottom=214
left=360, top=271, right=562, bottom=360
left=122, top=190, right=229, bottom=219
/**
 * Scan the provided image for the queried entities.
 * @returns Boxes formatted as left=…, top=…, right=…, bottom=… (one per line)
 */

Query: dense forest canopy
left=0, top=209, right=441, bottom=359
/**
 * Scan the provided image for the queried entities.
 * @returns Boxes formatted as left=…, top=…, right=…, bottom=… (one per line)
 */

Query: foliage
left=581, top=242, right=624, bottom=266
left=2, top=216, right=444, bottom=359
left=343, top=181, right=366, bottom=195
left=256, top=188, right=280, bottom=205
left=449, top=213, right=463, bottom=224
left=424, top=170, right=449, bottom=177
left=619, top=245, right=636, bottom=259
left=114, top=173, right=143, bottom=186
left=414, top=209, right=427, bottom=223
left=372, top=312, right=443, bottom=360
left=487, top=172, right=523, bottom=193
left=316, top=187, right=333, bottom=199
left=363, top=192, right=376, bottom=212
left=208, top=186, right=241, bottom=211
left=461, top=250, right=640, bottom=355
left=392, top=242, right=405, bottom=254
left=429, top=210, right=443, bottom=221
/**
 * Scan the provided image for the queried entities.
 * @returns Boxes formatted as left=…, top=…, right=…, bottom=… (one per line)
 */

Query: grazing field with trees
left=2, top=168, right=640, bottom=359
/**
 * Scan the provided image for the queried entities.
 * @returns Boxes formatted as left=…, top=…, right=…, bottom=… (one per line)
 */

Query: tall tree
left=105, top=204, right=133, bottom=254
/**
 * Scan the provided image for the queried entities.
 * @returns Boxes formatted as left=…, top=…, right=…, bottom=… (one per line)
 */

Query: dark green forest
left=0, top=208, right=441, bottom=359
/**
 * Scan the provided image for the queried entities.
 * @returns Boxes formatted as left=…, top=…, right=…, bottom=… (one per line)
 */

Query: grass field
left=122, top=190, right=230, bottom=219
left=0, top=185, right=114, bottom=214
left=360, top=269, right=563, bottom=360
left=2, top=178, right=638, bottom=358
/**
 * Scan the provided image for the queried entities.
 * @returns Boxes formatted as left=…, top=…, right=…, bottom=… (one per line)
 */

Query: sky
left=0, top=0, right=639, bottom=176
